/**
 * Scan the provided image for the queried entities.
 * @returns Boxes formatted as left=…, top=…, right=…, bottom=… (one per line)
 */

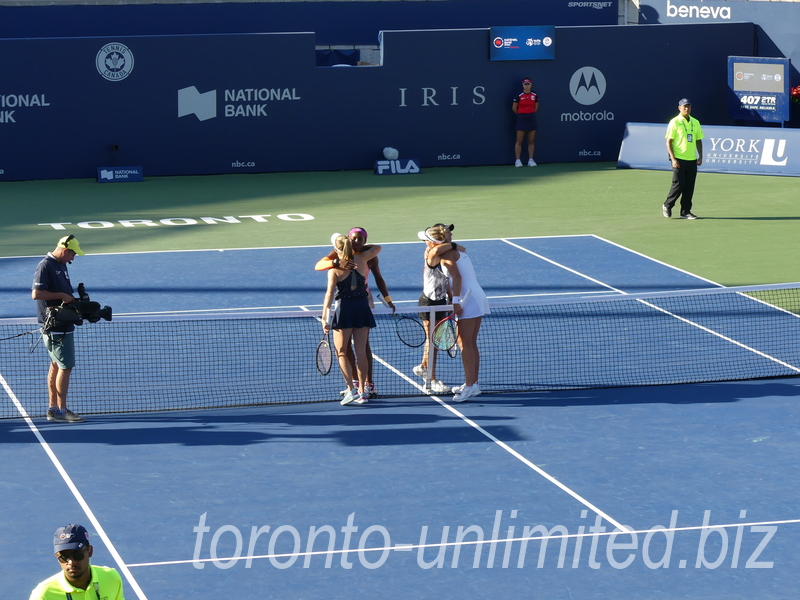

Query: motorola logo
left=569, top=67, right=606, bottom=106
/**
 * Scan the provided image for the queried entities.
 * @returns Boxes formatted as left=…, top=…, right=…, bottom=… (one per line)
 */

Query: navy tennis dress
left=333, top=270, right=376, bottom=330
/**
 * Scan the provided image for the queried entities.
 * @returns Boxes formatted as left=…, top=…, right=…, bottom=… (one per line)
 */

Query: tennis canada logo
left=96, top=43, right=134, bottom=82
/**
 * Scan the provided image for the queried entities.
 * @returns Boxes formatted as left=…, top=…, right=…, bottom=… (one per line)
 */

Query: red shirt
left=514, top=92, right=538, bottom=114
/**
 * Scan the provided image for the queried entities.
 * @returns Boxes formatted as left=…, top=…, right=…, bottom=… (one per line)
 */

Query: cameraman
left=31, top=235, right=86, bottom=423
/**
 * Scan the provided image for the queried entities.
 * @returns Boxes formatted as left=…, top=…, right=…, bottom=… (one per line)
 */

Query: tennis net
left=2, top=282, right=800, bottom=418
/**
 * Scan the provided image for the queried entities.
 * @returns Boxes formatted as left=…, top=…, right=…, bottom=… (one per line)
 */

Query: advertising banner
left=728, top=56, right=791, bottom=123
left=490, top=26, right=555, bottom=61
left=618, top=122, right=800, bottom=177
left=0, top=24, right=755, bottom=181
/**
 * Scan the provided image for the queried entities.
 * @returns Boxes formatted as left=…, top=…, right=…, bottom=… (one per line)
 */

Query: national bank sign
left=177, top=85, right=301, bottom=121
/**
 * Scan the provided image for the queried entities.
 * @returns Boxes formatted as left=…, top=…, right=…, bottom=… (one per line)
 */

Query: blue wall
left=639, top=0, right=800, bottom=128
left=0, top=23, right=754, bottom=181
left=0, top=0, right=615, bottom=46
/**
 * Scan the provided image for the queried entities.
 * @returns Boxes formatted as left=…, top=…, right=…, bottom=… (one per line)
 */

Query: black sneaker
left=47, top=408, right=85, bottom=422
left=662, top=205, right=671, bottom=218
left=46, top=408, right=65, bottom=422
left=680, top=212, right=698, bottom=220
left=63, top=409, right=86, bottom=423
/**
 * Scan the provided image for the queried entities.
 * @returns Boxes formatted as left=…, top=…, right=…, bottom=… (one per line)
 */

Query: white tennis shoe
left=340, top=389, right=361, bottom=405
left=514, top=159, right=523, bottom=168
left=413, top=365, right=428, bottom=381
left=452, top=384, right=481, bottom=403
left=428, top=380, right=451, bottom=395
left=528, top=159, right=537, bottom=167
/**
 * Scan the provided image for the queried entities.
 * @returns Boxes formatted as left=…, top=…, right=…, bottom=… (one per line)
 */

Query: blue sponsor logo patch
left=97, top=166, right=144, bottom=183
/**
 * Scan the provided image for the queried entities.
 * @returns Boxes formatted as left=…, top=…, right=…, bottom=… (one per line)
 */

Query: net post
left=425, top=305, right=437, bottom=392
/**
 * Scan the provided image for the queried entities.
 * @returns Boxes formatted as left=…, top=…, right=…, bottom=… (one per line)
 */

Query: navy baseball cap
left=54, top=524, right=90, bottom=552
left=678, top=98, right=691, bottom=106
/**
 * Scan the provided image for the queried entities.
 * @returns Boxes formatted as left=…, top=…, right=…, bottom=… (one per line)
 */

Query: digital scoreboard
left=728, top=56, right=790, bottom=123
left=489, top=26, right=555, bottom=61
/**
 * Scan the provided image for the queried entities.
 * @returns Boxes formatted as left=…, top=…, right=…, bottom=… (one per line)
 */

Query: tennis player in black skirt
left=322, top=235, right=381, bottom=405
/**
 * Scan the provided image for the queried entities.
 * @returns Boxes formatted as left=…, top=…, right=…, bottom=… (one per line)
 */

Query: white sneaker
left=453, top=384, right=481, bottom=403
left=412, top=365, right=428, bottom=381
left=340, top=389, right=361, bottom=405
left=451, top=383, right=466, bottom=395
left=514, top=159, right=523, bottom=168
left=528, top=159, right=537, bottom=167
left=430, top=380, right=451, bottom=394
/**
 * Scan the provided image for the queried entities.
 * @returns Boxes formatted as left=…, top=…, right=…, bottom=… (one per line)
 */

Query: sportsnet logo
left=178, top=86, right=217, bottom=122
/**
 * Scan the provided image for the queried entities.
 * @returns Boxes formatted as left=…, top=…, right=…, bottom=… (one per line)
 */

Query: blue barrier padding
left=617, top=122, right=800, bottom=177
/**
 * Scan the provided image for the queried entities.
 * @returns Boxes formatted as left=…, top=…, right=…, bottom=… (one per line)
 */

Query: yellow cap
left=58, top=235, right=85, bottom=256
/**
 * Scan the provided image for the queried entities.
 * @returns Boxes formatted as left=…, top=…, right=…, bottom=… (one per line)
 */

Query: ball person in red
left=512, top=78, right=539, bottom=167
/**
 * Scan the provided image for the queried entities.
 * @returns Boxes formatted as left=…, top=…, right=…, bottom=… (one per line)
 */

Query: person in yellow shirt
left=662, top=98, right=703, bottom=220
left=29, top=524, right=124, bottom=600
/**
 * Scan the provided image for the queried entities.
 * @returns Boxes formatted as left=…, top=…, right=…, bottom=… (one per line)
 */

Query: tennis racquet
left=316, top=332, right=333, bottom=375
left=432, top=314, right=457, bottom=351
left=447, top=342, right=459, bottom=358
left=432, top=289, right=472, bottom=352
left=316, top=303, right=335, bottom=375
left=379, top=294, right=426, bottom=348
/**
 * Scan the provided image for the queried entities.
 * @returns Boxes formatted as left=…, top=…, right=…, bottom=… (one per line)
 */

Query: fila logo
left=374, top=159, right=421, bottom=175
left=178, top=86, right=217, bottom=121
left=569, top=67, right=606, bottom=106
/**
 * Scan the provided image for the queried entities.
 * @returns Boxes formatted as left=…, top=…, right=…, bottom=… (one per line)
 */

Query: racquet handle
left=326, top=301, right=336, bottom=325
left=378, top=294, right=390, bottom=308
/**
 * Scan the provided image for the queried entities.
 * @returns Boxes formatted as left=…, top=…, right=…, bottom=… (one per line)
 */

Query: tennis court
left=5, top=231, right=800, bottom=598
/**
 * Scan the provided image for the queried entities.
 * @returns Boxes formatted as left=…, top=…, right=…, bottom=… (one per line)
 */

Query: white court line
left=0, top=234, right=599, bottom=261
left=501, top=239, right=626, bottom=295
left=369, top=354, right=629, bottom=533
left=638, top=299, right=800, bottom=373
left=504, top=236, right=800, bottom=369
left=0, top=375, right=149, bottom=600
left=126, top=516, right=800, bottom=568
left=589, top=234, right=724, bottom=288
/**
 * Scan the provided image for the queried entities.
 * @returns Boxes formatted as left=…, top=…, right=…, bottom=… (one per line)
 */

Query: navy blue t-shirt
left=32, top=253, right=74, bottom=331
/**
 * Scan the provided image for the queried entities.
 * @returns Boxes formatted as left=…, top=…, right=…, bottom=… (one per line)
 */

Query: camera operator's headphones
left=58, top=235, right=85, bottom=256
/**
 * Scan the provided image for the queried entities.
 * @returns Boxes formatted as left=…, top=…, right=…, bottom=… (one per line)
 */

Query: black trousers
left=664, top=159, right=698, bottom=215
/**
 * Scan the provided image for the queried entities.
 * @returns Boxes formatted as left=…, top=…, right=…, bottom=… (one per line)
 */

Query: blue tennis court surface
left=4, top=235, right=800, bottom=598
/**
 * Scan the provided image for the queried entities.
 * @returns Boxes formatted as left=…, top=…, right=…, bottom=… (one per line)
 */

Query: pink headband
left=349, top=227, right=368, bottom=241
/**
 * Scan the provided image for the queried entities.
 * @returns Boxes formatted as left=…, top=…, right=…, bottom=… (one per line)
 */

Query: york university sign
left=618, top=123, right=800, bottom=177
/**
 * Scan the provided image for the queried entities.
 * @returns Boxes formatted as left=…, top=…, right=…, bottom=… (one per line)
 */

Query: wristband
left=451, top=242, right=457, bottom=250
left=452, top=296, right=460, bottom=304
left=383, top=295, right=393, bottom=303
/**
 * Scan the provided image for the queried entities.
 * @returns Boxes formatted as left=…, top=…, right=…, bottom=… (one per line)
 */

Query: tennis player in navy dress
left=512, top=78, right=539, bottom=167
left=322, top=235, right=381, bottom=406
